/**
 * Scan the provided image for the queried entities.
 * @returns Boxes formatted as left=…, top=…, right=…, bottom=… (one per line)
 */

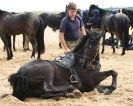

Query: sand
left=0, top=27, right=133, bottom=106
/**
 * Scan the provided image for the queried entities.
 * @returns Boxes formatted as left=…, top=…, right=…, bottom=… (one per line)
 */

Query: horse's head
left=82, top=32, right=102, bottom=70
left=88, top=4, right=99, bottom=16
left=88, top=4, right=106, bottom=17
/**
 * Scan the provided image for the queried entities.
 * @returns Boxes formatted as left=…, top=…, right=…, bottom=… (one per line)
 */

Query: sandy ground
left=0, top=27, right=133, bottom=106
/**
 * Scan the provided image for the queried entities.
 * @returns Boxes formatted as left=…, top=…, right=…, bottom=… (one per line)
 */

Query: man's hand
left=64, top=48, right=71, bottom=54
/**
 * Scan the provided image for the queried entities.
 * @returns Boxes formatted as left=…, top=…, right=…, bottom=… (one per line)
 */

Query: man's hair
left=67, top=2, right=77, bottom=10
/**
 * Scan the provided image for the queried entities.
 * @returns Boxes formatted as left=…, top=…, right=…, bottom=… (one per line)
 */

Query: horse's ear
left=65, top=5, right=68, bottom=12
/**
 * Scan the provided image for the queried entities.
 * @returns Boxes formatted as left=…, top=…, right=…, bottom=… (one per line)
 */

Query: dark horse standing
left=88, top=5, right=130, bottom=55
left=8, top=32, right=117, bottom=101
left=0, top=10, right=45, bottom=60
left=39, top=12, right=66, bottom=48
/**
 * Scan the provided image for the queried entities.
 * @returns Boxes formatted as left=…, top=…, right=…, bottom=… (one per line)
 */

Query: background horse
left=8, top=32, right=117, bottom=101
left=0, top=10, right=45, bottom=60
left=39, top=12, right=66, bottom=31
left=39, top=11, right=66, bottom=48
left=88, top=5, right=130, bottom=55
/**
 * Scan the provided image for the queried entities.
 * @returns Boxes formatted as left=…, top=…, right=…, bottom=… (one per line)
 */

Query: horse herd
left=0, top=5, right=133, bottom=60
left=1, top=4, right=133, bottom=100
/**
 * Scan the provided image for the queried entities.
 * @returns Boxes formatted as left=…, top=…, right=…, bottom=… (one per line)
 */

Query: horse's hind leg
left=40, top=92, right=68, bottom=99
left=7, top=36, right=13, bottom=58
left=42, top=81, right=74, bottom=98
left=28, top=35, right=37, bottom=58
left=13, top=35, right=16, bottom=51
left=101, top=32, right=106, bottom=54
left=111, top=33, right=115, bottom=53
left=23, top=34, right=30, bottom=51
left=43, top=81, right=74, bottom=93
left=93, top=70, right=117, bottom=95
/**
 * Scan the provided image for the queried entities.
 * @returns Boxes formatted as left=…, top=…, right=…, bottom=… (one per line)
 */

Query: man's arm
left=80, top=26, right=86, bottom=36
left=59, top=32, right=71, bottom=53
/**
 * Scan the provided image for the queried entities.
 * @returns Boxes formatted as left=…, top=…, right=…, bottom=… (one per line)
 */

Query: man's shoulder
left=76, top=15, right=82, bottom=19
left=61, top=16, right=69, bottom=22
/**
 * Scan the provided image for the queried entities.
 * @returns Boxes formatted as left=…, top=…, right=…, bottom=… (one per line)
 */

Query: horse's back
left=0, top=12, right=40, bottom=35
left=39, top=12, right=66, bottom=29
left=102, top=13, right=130, bottom=32
left=18, top=60, right=55, bottom=80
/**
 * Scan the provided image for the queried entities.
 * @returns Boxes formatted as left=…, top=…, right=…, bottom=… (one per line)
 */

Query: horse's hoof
left=67, top=93, right=75, bottom=98
left=7, top=57, right=12, bottom=60
left=103, top=88, right=113, bottom=95
left=23, top=48, right=30, bottom=52
left=73, top=89, right=82, bottom=98
left=37, top=56, right=41, bottom=60
left=121, top=53, right=125, bottom=55
left=31, top=55, right=35, bottom=58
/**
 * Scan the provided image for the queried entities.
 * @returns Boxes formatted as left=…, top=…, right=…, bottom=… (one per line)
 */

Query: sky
left=0, top=0, right=133, bottom=12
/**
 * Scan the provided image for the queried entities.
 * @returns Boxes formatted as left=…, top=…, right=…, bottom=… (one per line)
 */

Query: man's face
left=68, top=9, right=77, bottom=18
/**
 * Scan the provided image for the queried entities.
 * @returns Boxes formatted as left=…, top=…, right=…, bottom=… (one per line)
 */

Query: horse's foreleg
left=93, top=70, right=117, bottom=95
left=101, top=32, right=106, bottom=54
left=7, top=36, right=13, bottom=58
left=13, top=35, right=16, bottom=51
left=1, top=35, right=12, bottom=60
left=111, top=33, right=115, bottom=53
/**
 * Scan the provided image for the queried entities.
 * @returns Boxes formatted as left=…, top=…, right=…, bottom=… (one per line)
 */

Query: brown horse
left=8, top=32, right=117, bottom=101
left=0, top=10, right=45, bottom=60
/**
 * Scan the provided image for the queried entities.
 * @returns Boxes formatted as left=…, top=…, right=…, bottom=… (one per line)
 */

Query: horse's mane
left=0, top=10, right=10, bottom=17
left=72, top=35, right=90, bottom=53
left=58, top=12, right=66, bottom=15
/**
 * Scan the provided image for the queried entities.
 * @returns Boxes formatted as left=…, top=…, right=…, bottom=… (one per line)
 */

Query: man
left=59, top=2, right=86, bottom=54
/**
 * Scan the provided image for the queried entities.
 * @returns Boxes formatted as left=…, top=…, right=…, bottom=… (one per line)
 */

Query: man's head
left=67, top=2, right=77, bottom=19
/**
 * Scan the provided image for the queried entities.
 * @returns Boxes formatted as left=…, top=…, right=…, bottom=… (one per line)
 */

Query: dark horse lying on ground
left=0, top=10, right=45, bottom=60
left=88, top=5, right=130, bottom=55
left=8, top=32, right=117, bottom=101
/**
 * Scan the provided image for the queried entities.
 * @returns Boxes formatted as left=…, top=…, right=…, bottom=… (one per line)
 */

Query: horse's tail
left=123, top=17, right=130, bottom=48
left=36, top=17, right=45, bottom=55
left=8, top=73, right=28, bottom=101
left=39, top=13, right=48, bottom=29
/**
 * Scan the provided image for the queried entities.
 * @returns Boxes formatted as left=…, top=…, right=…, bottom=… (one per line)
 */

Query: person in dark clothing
left=59, top=2, right=86, bottom=54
